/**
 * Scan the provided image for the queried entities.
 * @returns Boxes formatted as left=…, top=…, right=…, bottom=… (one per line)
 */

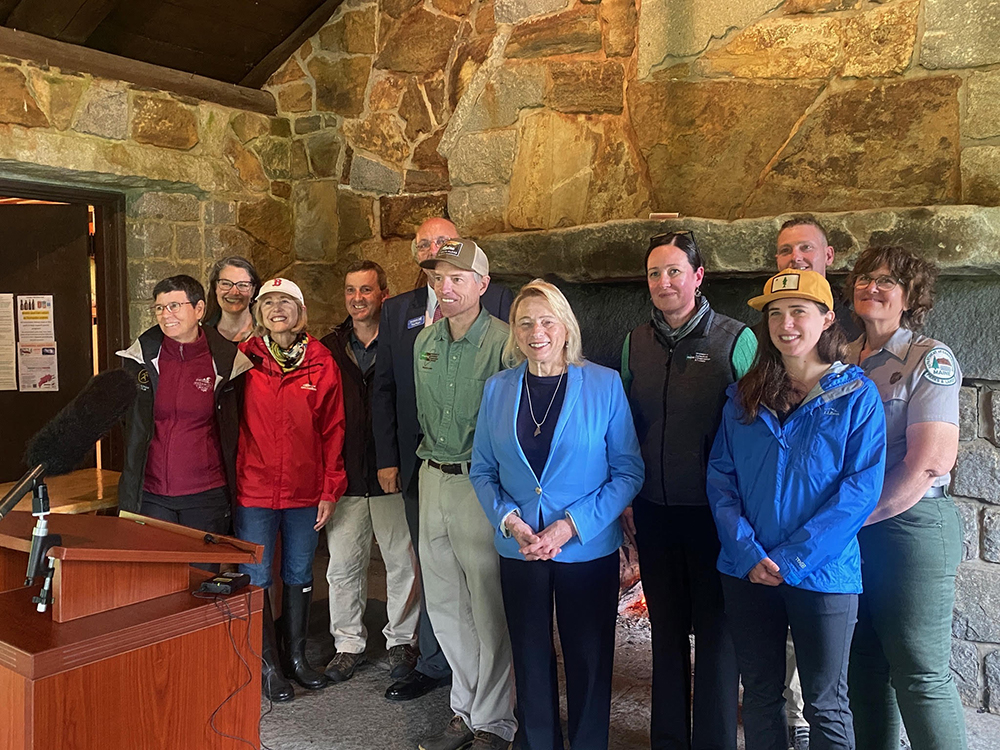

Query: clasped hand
left=749, top=556, right=784, bottom=586
left=505, top=515, right=574, bottom=561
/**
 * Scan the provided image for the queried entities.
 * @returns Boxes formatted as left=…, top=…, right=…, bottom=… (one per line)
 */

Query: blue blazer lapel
left=510, top=362, right=535, bottom=478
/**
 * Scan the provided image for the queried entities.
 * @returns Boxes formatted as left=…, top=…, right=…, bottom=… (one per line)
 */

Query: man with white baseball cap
left=412, top=240, right=516, bottom=750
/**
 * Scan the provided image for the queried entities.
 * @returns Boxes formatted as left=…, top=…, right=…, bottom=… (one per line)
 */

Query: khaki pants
left=326, top=493, right=420, bottom=653
left=419, top=463, right=516, bottom=741
left=785, top=630, right=807, bottom=727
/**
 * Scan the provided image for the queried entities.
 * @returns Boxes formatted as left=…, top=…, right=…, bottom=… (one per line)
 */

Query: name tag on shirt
left=407, top=315, right=425, bottom=329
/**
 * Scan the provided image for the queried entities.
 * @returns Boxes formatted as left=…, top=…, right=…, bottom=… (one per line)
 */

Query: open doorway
left=0, top=180, right=127, bottom=485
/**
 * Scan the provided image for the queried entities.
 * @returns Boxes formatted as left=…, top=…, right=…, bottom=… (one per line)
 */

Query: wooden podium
left=0, top=511, right=265, bottom=750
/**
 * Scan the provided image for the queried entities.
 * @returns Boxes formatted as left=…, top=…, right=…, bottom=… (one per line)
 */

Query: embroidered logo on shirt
left=418, top=350, right=438, bottom=369
left=407, top=315, right=425, bottom=329
left=687, top=352, right=711, bottom=363
left=301, top=383, right=317, bottom=391
left=193, top=376, right=213, bottom=393
left=923, top=347, right=957, bottom=386
left=823, top=407, right=840, bottom=416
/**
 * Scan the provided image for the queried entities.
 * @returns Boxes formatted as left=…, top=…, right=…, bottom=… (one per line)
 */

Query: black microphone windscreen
left=24, top=368, right=137, bottom=475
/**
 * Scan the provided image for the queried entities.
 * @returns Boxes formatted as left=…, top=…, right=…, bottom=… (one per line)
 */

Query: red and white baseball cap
left=255, top=278, right=305, bottom=305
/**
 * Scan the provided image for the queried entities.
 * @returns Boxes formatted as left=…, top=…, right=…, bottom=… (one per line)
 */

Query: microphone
left=0, top=368, right=137, bottom=519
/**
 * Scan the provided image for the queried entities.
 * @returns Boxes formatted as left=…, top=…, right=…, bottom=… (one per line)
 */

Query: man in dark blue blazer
left=372, top=217, right=513, bottom=701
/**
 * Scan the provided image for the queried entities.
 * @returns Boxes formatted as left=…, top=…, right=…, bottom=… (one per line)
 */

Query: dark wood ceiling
left=0, top=0, right=341, bottom=88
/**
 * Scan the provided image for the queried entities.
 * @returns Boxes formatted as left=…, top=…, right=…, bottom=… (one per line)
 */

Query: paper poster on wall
left=17, top=343, right=58, bottom=392
left=0, top=294, right=15, bottom=391
left=16, top=294, right=55, bottom=343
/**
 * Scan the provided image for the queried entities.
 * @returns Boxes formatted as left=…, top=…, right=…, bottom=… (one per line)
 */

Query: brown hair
left=737, top=302, right=846, bottom=423
left=778, top=215, right=829, bottom=245
left=345, top=259, right=387, bottom=291
left=844, top=245, right=938, bottom=330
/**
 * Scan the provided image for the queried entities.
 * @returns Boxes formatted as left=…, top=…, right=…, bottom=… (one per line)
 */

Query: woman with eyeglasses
left=707, top=268, right=886, bottom=750
left=205, top=256, right=261, bottom=342
left=621, top=231, right=757, bottom=750
left=235, top=278, right=348, bottom=702
left=117, top=274, right=251, bottom=538
left=843, top=247, right=967, bottom=750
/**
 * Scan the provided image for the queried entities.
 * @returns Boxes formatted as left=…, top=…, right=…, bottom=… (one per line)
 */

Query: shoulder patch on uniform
left=923, top=347, right=957, bottom=386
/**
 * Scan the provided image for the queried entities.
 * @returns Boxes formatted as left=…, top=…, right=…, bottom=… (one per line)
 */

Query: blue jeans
left=235, top=506, right=320, bottom=589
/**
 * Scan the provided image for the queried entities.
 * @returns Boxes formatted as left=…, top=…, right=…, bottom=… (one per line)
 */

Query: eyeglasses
left=217, top=280, right=254, bottom=292
left=854, top=274, right=899, bottom=291
left=415, top=236, right=455, bottom=252
left=648, top=230, right=694, bottom=248
left=151, top=301, right=193, bottom=317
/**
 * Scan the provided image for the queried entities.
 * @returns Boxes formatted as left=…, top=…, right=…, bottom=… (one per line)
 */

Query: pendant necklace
left=525, top=369, right=565, bottom=437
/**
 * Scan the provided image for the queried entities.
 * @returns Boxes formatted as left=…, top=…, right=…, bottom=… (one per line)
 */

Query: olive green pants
left=848, top=495, right=967, bottom=750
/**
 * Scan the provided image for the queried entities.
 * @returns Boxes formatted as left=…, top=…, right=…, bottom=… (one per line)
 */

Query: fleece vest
left=627, top=309, right=746, bottom=506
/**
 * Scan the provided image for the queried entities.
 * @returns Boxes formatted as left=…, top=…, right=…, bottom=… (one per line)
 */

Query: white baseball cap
left=255, top=278, right=305, bottom=305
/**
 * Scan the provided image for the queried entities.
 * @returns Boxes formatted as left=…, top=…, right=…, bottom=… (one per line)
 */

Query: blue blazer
left=470, top=360, right=644, bottom=563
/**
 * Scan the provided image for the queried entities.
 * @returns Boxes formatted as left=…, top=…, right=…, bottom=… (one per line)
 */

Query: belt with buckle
left=923, top=486, right=947, bottom=499
left=427, top=459, right=469, bottom=475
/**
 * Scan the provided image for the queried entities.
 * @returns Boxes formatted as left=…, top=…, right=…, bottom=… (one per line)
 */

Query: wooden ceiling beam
left=59, top=0, right=122, bottom=44
left=0, top=26, right=277, bottom=115
left=239, top=0, right=344, bottom=89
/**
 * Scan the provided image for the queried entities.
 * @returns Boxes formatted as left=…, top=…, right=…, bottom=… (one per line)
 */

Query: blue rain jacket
left=706, top=363, right=886, bottom=593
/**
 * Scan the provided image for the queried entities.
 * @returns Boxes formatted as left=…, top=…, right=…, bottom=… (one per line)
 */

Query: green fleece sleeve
left=620, top=333, right=632, bottom=395
left=731, top=327, right=758, bottom=380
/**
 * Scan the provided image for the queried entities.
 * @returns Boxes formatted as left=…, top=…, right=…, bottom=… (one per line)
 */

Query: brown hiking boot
left=469, top=730, right=511, bottom=750
left=418, top=716, right=474, bottom=750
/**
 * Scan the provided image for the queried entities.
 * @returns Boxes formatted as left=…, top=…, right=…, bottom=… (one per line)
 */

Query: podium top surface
left=0, top=511, right=259, bottom=564
left=0, top=468, right=120, bottom=515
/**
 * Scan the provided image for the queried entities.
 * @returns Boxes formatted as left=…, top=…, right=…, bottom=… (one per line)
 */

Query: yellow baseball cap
left=748, top=269, right=834, bottom=311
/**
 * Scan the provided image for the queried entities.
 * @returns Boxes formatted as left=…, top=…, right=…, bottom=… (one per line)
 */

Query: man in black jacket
left=372, top=217, right=513, bottom=701
left=321, top=261, right=420, bottom=686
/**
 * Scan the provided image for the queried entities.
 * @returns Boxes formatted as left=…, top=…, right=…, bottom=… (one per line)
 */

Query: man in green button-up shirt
left=412, top=240, right=515, bottom=750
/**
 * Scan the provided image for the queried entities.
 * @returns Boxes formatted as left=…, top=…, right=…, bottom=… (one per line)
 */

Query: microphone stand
left=24, top=480, right=61, bottom=613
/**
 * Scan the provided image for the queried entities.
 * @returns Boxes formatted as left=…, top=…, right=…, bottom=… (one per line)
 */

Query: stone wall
left=0, top=58, right=305, bottom=337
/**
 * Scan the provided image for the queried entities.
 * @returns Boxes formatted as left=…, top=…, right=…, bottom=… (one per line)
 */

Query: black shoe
left=279, top=583, right=328, bottom=691
left=325, top=651, right=365, bottom=683
left=387, top=644, right=418, bottom=680
left=385, top=669, right=449, bottom=701
left=261, top=591, right=294, bottom=702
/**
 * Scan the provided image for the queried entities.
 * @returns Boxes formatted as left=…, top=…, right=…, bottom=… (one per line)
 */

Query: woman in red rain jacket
left=236, top=277, right=347, bottom=703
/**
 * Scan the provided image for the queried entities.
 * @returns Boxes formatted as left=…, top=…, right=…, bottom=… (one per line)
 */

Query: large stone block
left=954, top=440, right=1000, bottom=505
left=600, top=0, right=637, bottom=57
left=255, top=137, right=291, bottom=180
left=400, top=78, right=433, bottom=142
left=506, top=5, right=602, bottom=58
left=311, top=55, right=371, bottom=116
left=286, top=261, right=344, bottom=332
left=224, top=137, right=270, bottom=192
left=337, top=190, right=375, bottom=250
left=965, top=70, right=1000, bottom=140
left=951, top=638, right=982, bottom=707
left=380, top=0, right=421, bottom=19
left=463, top=63, right=546, bottom=133
left=266, top=57, right=306, bottom=87
left=293, top=180, right=339, bottom=262
left=433, top=0, right=473, bottom=15
left=954, top=564, right=1000, bottom=642
left=784, top=0, right=858, bottom=11
left=546, top=61, right=624, bottom=115
left=984, top=508, right=1000, bottom=563
left=349, top=154, right=402, bottom=194
left=956, top=500, right=981, bottom=562
left=174, top=225, right=204, bottom=260
left=745, top=78, right=961, bottom=219
left=204, top=200, right=236, bottom=226
left=276, top=81, right=313, bottom=113
left=304, top=131, right=342, bottom=179
left=230, top=111, right=270, bottom=143
left=991, top=388, right=1000, bottom=448
left=587, top=117, right=653, bottom=223
left=507, top=110, right=600, bottom=230
left=924, top=278, right=1000, bottom=381
left=448, top=184, right=507, bottom=237
left=627, top=78, right=824, bottom=219
left=449, top=129, right=517, bottom=186
left=638, top=0, right=784, bottom=78
left=126, top=220, right=173, bottom=259
left=962, top=146, right=1000, bottom=206
left=344, top=112, right=410, bottom=166
left=380, top=193, right=449, bottom=238
left=495, top=0, right=566, bottom=24
left=987, top=650, right=1000, bottom=712
left=922, top=0, right=1000, bottom=69
left=376, top=9, right=460, bottom=73
left=841, top=0, right=918, bottom=78
left=206, top=225, right=266, bottom=265
left=237, top=197, right=293, bottom=260
left=0, top=66, right=49, bottom=128
left=26, top=70, right=82, bottom=131
left=319, top=6, right=377, bottom=54
left=961, top=387, right=980, bottom=442
left=73, top=83, right=126, bottom=140
left=130, top=95, right=199, bottom=151
left=129, top=192, right=201, bottom=222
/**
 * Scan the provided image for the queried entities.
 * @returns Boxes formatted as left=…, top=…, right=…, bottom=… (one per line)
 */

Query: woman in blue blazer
left=470, top=280, right=643, bottom=750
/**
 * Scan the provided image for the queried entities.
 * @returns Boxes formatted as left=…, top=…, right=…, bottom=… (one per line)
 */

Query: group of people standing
left=114, top=211, right=966, bottom=750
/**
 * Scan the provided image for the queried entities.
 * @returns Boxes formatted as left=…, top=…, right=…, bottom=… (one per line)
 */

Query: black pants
left=402, top=471, right=451, bottom=680
left=500, top=551, right=619, bottom=750
left=721, top=575, right=858, bottom=750
left=633, top=500, right=739, bottom=750
left=141, top=487, right=231, bottom=572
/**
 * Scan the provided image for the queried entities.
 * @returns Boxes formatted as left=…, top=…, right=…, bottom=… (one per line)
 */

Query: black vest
left=626, top=309, right=746, bottom=506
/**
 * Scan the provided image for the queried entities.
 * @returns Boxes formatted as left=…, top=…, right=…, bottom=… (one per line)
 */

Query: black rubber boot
left=262, top=591, right=294, bottom=702
left=279, top=583, right=328, bottom=690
